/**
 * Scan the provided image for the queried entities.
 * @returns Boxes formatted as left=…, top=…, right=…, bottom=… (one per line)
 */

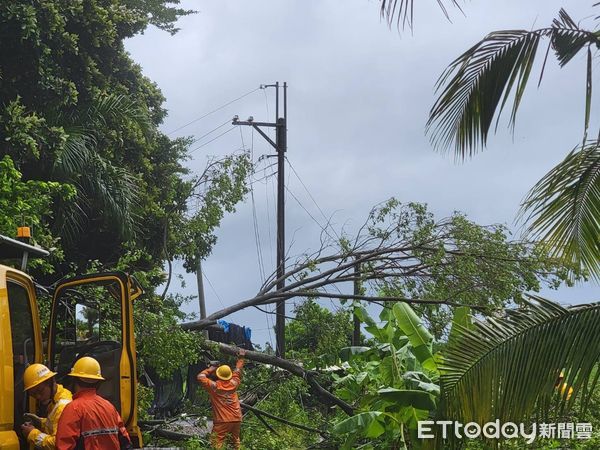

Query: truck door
left=0, top=267, right=43, bottom=450
left=47, top=272, right=142, bottom=446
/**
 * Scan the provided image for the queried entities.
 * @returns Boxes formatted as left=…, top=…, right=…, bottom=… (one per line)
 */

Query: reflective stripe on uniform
left=46, top=398, right=72, bottom=432
left=81, top=427, right=119, bottom=438
left=35, top=432, right=49, bottom=445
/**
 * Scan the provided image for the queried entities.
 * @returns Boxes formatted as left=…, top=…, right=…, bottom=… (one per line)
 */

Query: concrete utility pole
left=233, top=82, right=288, bottom=357
left=196, top=258, right=208, bottom=338
left=352, top=262, right=361, bottom=346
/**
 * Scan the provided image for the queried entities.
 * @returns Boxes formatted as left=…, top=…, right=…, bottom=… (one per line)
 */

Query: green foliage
left=393, top=302, right=437, bottom=375
left=333, top=305, right=440, bottom=449
left=371, top=200, right=577, bottom=339
left=121, top=0, right=196, bottom=34
left=173, top=153, right=253, bottom=271
left=135, top=294, right=204, bottom=378
left=239, top=365, right=324, bottom=450
left=137, top=384, right=154, bottom=421
left=0, top=1, right=249, bottom=282
left=285, top=299, right=353, bottom=367
left=0, top=154, right=74, bottom=272
left=0, top=3, right=250, bottom=405
left=441, top=297, right=600, bottom=429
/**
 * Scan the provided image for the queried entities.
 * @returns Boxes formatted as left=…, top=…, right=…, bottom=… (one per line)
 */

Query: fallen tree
left=203, top=340, right=354, bottom=416
left=180, top=201, right=574, bottom=418
left=182, top=200, right=572, bottom=335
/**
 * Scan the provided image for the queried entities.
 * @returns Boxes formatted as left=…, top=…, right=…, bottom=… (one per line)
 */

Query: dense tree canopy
left=0, top=0, right=247, bottom=281
left=0, top=0, right=248, bottom=385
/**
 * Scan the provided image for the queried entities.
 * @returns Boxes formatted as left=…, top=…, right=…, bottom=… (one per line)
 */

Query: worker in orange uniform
left=21, top=363, right=72, bottom=449
left=55, top=356, right=132, bottom=450
left=197, top=348, right=246, bottom=449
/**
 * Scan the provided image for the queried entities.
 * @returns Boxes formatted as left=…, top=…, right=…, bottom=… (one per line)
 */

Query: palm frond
left=427, top=16, right=599, bottom=158
left=47, top=93, right=147, bottom=240
left=519, top=141, right=600, bottom=278
left=82, top=155, right=141, bottom=240
left=379, top=0, right=462, bottom=30
left=427, top=29, right=543, bottom=157
left=88, top=93, right=152, bottom=135
left=441, top=296, right=600, bottom=426
left=52, top=125, right=96, bottom=176
left=551, top=9, right=599, bottom=67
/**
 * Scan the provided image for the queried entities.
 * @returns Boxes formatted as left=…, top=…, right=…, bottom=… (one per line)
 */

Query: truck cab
left=0, top=233, right=143, bottom=449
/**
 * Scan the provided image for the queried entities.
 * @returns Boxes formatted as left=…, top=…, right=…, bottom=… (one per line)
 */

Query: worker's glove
left=23, top=413, right=42, bottom=429
left=209, top=360, right=220, bottom=367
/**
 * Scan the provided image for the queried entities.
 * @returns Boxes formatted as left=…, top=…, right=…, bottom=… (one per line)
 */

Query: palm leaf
left=82, top=155, right=141, bottom=239
left=427, top=12, right=600, bottom=158
left=550, top=9, right=597, bottom=67
left=46, top=94, right=146, bottom=241
left=519, top=141, right=600, bottom=279
left=52, top=125, right=96, bottom=176
left=549, top=9, right=599, bottom=144
left=379, top=0, right=463, bottom=30
left=88, top=93, right=152, bottom=136
left=441, top=296, right=600, bottom=426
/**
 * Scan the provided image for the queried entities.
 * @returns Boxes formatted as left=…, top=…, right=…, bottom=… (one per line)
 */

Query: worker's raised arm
left=233, top=349, right=246, bottom=383
left=197, top=364, right=217, bottom=390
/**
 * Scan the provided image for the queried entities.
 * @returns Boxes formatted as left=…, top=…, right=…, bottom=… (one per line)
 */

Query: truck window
left=51, top=279, right=123, bottom=411
left=7, top=280, right=36, bottom=444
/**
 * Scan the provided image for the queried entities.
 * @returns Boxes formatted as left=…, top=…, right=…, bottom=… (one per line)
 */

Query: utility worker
left=197, top=349, right=246, bottom=449
left=55, top=356, right=132, bottom=450
left=21, top=363, right=72, bottom=449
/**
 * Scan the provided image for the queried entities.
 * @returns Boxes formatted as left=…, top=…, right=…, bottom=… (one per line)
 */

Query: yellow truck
left=0, top=231, right=144, bottom=448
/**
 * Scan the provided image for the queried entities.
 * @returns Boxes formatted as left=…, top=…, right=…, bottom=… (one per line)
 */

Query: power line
left=166, top=87, right=261, bottom=135
left=286, top=157, right=340, bottom=242
left=246, top=128, right=267, bottom=283
left=244, top=126, right=273, bottom=345
left=248, top=163, right=277, bottom=186
left=202, top=269, right=225, bottom=308
left=284, top=184, right=338, bottom=243
left=188, top=127, right=236, bottom=154
left=188, top=119, right=231, bottom=146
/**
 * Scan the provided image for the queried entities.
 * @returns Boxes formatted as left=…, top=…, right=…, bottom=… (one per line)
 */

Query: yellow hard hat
left=216, top=364, right=233, bottom=381
left=24, top=363, right=57, bottom=391
left=68, top=356, right=105, bottom=381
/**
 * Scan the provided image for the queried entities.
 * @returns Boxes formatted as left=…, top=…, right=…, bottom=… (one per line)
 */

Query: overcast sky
left=125, top=1, right=600, bottom=347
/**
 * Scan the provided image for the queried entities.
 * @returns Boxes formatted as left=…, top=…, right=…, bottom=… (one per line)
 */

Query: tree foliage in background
left=0, top=154, right=74, bottom=272
left=0, top=1, right=248, bottom=282
left=285, top=299, right=353, bottom=368
left=0, top=0, right=250, bottom=389
left=368, top=199, right=578, bottom=338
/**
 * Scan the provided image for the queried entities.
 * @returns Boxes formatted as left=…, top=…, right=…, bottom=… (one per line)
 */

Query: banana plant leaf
left=393, top=302, right=438, bottom=374
left=378, top=388, right=437, bottom=411
left=333, top=411, right=386, bottom=438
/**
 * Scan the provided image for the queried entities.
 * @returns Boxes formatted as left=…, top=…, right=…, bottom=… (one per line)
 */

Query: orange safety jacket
left=27, top=383, right=72, bottom=449
left=55, top=387, right=131, bottom=450
left=197, top=358, right=245, bottom=423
